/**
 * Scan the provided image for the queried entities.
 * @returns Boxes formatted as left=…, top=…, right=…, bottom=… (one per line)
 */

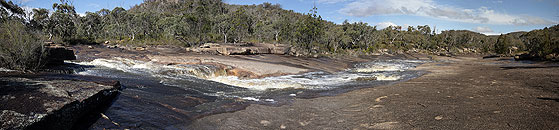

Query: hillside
left=1, top=0, right=558, bottom=69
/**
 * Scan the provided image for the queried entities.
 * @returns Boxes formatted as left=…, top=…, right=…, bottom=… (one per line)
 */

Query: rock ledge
left=0, top=75, right=121, bottom=130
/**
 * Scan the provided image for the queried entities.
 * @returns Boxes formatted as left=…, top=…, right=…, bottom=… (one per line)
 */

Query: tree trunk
left=131, top=33, right=135, bottom=41
left=223, top=33, right=227, bottom=43
left=390, top=34, right=399, bottom=44
left=275, top=31, right=279, bottom=42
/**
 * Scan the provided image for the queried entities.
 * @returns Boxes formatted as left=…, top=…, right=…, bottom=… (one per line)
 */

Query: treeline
left=1, top=0, right=558, bottom=61
left=54, top=0, right=494, bottom=55
left=1, top=0, right=48, bottom=71
left=520, top=26, right=559, bottom=59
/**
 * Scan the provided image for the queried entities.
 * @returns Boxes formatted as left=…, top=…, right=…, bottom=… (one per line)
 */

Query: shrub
left=494, top=34, right=511, bottom=55
left=523, top=25, right=559, bottom=59
left=0, top=20, right=48, bottom=71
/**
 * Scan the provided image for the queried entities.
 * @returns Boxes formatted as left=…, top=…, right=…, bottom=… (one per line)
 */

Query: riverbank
left=8, top=44, right=557, bottom=129
left=186, top=56, right=559, bottom=129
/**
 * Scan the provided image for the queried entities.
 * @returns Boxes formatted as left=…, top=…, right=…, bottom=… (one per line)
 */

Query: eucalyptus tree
left=131, top=12, right=161, bottom=40
left=522, top=25, right=558, bottom=58
left=342, top=21, right=374, bottom=49
left=49, top=0, right=77, bottom=41
left=29, top=8, right=49, bottom=30
left=231, top=6, right=251, bottom=43
left=105, top=7, right=129, bottom=40
left=0, top=0, right=24, bottom=18
left=193, top=0, right=213, bottom=43
left=277, top=11, right=298, bottom=44
left=494, top=34, right=511, bottom=54
left=324, top=24, right=345, bottom=52
left=294, top=6, right=324, bottom=52
left=216, top=14, right=232, bottom=43
left=78, top=12, right=102, bottom=39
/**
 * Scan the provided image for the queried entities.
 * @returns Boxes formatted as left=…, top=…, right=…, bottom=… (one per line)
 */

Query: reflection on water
left=70, top=58, right=427, bottom=129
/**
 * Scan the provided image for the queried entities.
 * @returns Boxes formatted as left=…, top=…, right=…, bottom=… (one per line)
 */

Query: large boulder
left=46, top=45, right=76, bottom=65
left=218, top=47, right=255, bottom=55
left=514, top=53, right=537, bottom=61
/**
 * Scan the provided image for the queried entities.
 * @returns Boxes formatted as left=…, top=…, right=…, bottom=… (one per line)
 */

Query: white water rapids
left=68, top=57, right=427, bottom=129
left=72, top=57, right=422, bottom=91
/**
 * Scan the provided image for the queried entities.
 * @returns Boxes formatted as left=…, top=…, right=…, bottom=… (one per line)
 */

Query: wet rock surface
left=70, top=44, right=557, bottom=129
left=187, top=56, right=559, bottom=130
left=0, top=73, right=121, bottom=130
left=64, top=44, right=429, bottom=129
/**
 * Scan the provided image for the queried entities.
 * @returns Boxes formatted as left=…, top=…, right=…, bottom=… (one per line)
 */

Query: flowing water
left=69, top=57, right=427, bottom=129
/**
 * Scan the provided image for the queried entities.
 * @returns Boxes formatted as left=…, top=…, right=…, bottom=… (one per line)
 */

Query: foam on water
left=207, top=71, right=405, bottom=90
left=70, top=58, right=427, bottom=129
left=0, top=68, right=14, bottom=72
left=73, top=57, right=424, bottom=98
left=208, top=76, right=306, bottom=90
left=73, top=57, right=227, bottom=79
left=353, top=65, right=403, bottom=73
left=374, top=74, right=401, bottom=81
left=351, top=60, right=422, bottom=73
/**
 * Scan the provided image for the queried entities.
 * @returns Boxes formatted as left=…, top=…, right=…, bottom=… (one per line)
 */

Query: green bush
left=523, top=25, right=559, bottom=59
left=0, top=20, right=48, bottom=71
left=494, top=34, right=511, bottom=55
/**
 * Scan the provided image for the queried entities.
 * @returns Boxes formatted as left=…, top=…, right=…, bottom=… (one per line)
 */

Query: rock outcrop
left=45, top=44, right=76, bottom=65
left=0, top=75, right=121, bottom=130
left=187, top=43, right=290, bottom=55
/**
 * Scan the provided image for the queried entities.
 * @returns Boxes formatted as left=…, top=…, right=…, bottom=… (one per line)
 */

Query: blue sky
left=16, top=0, right=559, bottom=35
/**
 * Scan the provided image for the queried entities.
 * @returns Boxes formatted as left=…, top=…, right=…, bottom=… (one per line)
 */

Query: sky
left=15, top=0, right=559, bottom=35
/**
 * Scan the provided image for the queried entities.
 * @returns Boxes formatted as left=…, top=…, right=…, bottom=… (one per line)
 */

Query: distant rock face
left=46, top=45, right=76, bottom=65
left=288, top=47, right=310, bottom=57
left=187, top=43, right=290, bottom=55
left=0, top=75, right=121, bottom=130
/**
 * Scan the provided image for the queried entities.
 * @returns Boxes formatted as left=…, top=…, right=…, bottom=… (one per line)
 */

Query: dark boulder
left=46, top=46, right=76, bottom=65
left=514, top=54, right=534, bottom=61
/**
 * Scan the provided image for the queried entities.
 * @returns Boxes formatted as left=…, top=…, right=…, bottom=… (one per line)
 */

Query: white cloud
left=483, top=32, right=503, bottom=36
left=402, top=24, right=412, bottom=30
left=88, top=3, right=101, bottom=8
left=338, top=0, right=555, bottom=26
left=22, top=6, right=35, bottom=12
left=472, top=26, right=494, bottom=33
left=77, top=12, right=86, bottom=17
left=340, top=0, right=435, bottom=17
left=375, top=22, right=397, bottom=29
left=16, top=0, right=33, bottom=3
left=22, top=6, right=36, bottom=17
left=492, top=0, right=503, bottom=4
left=318, top=0, right=347, bottom=4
